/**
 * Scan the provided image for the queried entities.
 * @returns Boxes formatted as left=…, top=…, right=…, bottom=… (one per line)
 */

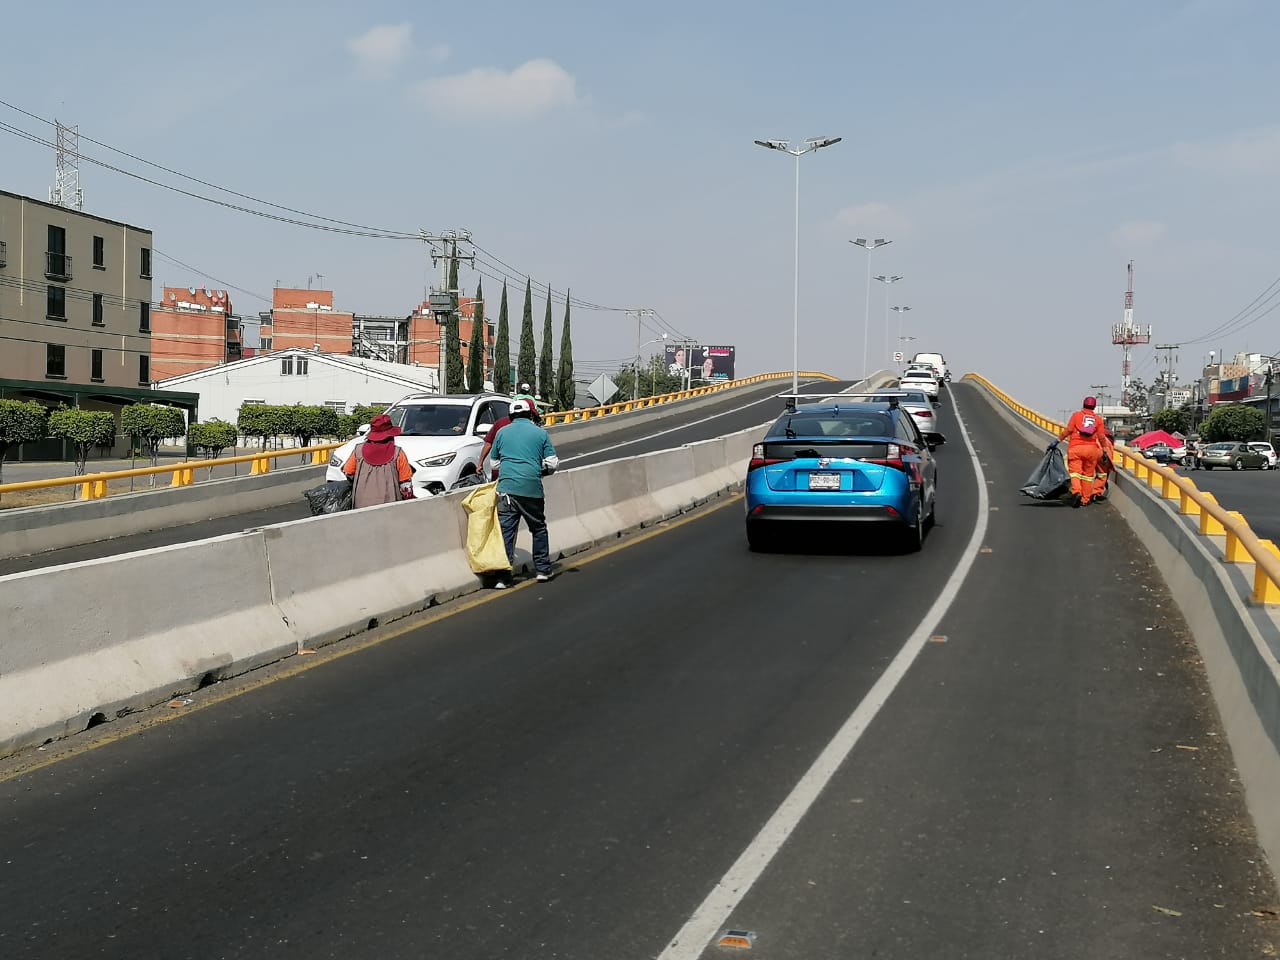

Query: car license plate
left=808, top=472, right=841, bottom=491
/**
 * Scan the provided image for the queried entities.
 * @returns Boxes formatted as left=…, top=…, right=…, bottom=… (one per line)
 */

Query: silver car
left=1198, top=441, right=1269, bottom=471
left=830, top=390, right=946, bottom=447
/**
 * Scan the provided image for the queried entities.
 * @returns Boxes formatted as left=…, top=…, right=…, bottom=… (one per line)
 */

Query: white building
left=155, top=348, right=446, bottom=424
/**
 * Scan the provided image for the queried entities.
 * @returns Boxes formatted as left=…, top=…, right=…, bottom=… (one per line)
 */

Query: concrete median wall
left=0, top=371, right=899, bottom=759
left=969, top=381, right=1280, bottom=875
left=0, top=465, right=326, bottom=561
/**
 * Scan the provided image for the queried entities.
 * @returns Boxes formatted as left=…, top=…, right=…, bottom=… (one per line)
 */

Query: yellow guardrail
left=541, top=370, right=837, bottom=427
left=963, top=372, right=1280, bottom=605
left=0, top=443, right=344, bottom=502
left=0, top=372, right=839, bottom=504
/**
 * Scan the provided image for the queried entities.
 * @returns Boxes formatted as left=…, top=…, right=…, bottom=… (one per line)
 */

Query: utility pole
left=627, top=308, right=656, bottom=399
left=421, top=230, right=474, bottom=393
left=1153, top=343, right=1179, bottom=411
left=1090, top=383, right=1111, bottom=409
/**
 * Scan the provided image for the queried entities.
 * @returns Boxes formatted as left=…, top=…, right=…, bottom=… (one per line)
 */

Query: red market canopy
left=1133, top=430, right=1182, bottom=449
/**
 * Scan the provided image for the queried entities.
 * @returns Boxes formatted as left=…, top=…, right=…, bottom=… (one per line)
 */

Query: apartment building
left=151, top=285, right=240, bottom=381
left=261, top=288, right=354, bottom=354
left=407, top=295, right=495, bottom=379
left=0, top=189, right=197, bottom=458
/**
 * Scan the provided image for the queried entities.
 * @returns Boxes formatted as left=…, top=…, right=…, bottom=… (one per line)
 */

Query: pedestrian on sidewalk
left=341, top=414, right=414, bottom=507
left=489, top=398, right=558, bottom=586
left=1049, top=396, right=1107, bottom=508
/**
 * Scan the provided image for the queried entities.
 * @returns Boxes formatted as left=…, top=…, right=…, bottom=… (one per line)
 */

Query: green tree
left=445, top=255, right=465, bottom=392
left=493, top=281, right=511, bottom=394
left=188, top=420, right=240, bottom=477
left=48, top=407, right=117, bottom=476
left=556, top=296, right=575, bottom=411
left=351, top=404, right=385, bottom=427
left=517, top=278, right=537, bottom=390
left=238, top=404, right=292, bottom=450
left=287, top=405, right=340, bottom=449
left=1152, top=406, right=1190, bottom=436
left=539, top=284, right=555, bottom=401
left=336, top=413, right=359, bottom=440
left=467, top=277, right=486, bottom=393
left=0, top=399, right=48, bottom=487
left=1201, top=404, right=1266, bottom=443
left=120, top=403, right=187, bottom=479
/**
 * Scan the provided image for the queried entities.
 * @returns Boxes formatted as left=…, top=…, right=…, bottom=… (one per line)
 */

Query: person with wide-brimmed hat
left=341, top=414, right=414, bottom=507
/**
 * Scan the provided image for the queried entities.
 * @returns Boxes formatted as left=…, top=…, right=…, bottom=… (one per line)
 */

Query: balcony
left=45, top=251, right=72, bottom=281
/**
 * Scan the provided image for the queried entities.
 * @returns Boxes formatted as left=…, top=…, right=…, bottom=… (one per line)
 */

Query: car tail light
left=916, top=409, right=933, bottom=418
left=865, top=443, right=922, bottom=481
left=748, top=442, right=785, bottom=472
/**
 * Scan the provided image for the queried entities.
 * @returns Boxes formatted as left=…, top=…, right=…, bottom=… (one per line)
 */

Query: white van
left=911, top=352, right=950, bottom=382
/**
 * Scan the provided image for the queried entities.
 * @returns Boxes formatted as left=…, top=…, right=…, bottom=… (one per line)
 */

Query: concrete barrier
left=0, top=531, right=296, bottom=756
left=0, top=465, right=326, bottom=561
left=968, top=380, right=1280, bottom=874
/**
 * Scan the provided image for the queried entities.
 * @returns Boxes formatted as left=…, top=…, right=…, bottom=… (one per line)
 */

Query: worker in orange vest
left=1048, top=396, right=1108, bottom=508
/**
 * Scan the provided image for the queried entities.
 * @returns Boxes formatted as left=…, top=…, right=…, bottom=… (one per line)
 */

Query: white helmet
left=510, top=398, right=534, bottom=417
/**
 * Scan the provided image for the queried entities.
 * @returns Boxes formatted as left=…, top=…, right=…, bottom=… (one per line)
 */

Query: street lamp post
left=755, top=136, right=843, bottom=396
left=875, top=275, right=903, bottom=367
left=890, top=305, right=912, bottom=365
left=639, top=333, right=667, bottom=398
left=851, top=239, right=892, bottom=378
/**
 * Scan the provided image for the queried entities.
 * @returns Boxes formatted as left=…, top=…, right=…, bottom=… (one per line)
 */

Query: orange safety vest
left=1060, top=409, right=1104, bottom=448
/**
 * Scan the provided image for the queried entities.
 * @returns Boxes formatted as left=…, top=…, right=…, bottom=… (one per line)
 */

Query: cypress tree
left=556, top=294, right=574, bottom=411
left=517, top=278, right=537, bottom=391
left=493, top=281, right=511, bottom=394
left=466, top=278, right=485, bottom=393
left=445, top=254, right=465, bottom=392
left=539, top=284, right=554, bottom=401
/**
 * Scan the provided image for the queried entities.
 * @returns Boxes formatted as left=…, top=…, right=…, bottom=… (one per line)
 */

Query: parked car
left=1142, top=443, right=1176, bottom=464
left=1247, top=442, right=1278, bottom=468
left=744, top=399, right=940, bottom=552
left=1197, top=441, right=1270, bottom=471
left=836, top=390, right=946, bottom=446
left=899, top=369, right=940, bottom=399
left=326, top=393, right=512, bottom=495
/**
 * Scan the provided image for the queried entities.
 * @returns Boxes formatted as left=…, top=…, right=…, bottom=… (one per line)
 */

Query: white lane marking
left=656, top=391, right=990, bottom=960
left=560, top=382, right=837, bottom=464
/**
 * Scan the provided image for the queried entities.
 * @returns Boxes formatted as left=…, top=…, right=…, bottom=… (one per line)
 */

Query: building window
left=91, top=349, right=104, bottom=383
left=281, top=356, right=294, bottom=376
left=138, top=355, right=150, bottom=384
left=324, top=400, right=346, bottom=412
left=45, top=225, right=71, bottom=280
left=140, top=247, right=152, bottom=279
left=139, top=300, right=151, bottom=332
left=47, top=285, right=66, bottom=320
left=93, top=236, right=105, bottom=269
left=92, top=293, right=104, bottom=326
left=260, top=337, right=272, bottom=351
left=297, top=358, right=309, bottom=376
left=46, top=344, right=66, bottom=379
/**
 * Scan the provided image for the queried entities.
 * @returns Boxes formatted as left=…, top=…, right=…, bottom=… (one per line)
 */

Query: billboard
left=665, top=344, right=736, bottom=382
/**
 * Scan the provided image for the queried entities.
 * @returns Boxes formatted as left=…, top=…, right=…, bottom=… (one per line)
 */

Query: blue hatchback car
left=744, top=399, right=941, bottom=552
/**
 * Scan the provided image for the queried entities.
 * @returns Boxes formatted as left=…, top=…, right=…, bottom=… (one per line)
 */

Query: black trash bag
left=449, top=472, right=488, bottom=491
left=303, top=479, right=353, bottom=515
left=1021, top=447, right=1071, bottom=500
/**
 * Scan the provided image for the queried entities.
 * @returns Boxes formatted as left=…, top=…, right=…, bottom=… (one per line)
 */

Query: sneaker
left=1070, top=493, right=1082, bottom=509
left=492, top=579, right=510, bottom=590
left=535, top=571, right=554, bottom=582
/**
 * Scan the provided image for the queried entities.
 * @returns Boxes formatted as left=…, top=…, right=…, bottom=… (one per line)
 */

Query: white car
left=910, top=352, right=951, bottom=382
left=899, top=369, right=940, bottom=399
left=1248, top=442, right=1278, bottom=468
left=326, top=393, right=512, bottom=496
left=834, top=390, right=945, bottom=446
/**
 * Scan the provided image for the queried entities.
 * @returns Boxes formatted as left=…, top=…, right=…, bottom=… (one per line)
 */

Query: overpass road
left=1174, top=466, right=1280, bottom=545
left=0, top=379, right=852, bottom=577
left=0, top=383, right=1275, bottom=958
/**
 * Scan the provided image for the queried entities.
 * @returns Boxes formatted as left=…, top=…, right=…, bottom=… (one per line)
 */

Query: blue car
left=744, top=399, right=941, bottom=552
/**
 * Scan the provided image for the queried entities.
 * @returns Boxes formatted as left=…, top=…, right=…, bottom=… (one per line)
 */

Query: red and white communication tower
left=1112, top=260, right=1151, bottom=406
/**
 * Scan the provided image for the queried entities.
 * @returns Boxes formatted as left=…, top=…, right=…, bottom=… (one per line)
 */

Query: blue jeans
left=497, top=493, right=551, bottom=576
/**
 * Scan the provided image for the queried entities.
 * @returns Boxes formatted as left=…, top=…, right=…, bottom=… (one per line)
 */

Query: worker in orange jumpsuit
left=1048, top=396, right=1107, bottom=508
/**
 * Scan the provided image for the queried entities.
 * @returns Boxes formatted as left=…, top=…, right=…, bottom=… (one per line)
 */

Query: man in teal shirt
left=490, top=398, right=559, bottom=586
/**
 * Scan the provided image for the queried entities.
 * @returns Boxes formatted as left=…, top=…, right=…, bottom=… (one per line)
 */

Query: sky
left=5, top=0, right=1280, bottom=412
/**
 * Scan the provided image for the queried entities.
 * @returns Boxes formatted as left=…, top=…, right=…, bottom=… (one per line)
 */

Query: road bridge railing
left=964, top=373, right=1280, bottom=871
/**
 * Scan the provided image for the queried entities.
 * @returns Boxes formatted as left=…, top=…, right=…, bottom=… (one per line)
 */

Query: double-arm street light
left=875, top=275, right=903, bottom=368
left=891, top=305, right=912, bottom=364
left=851, top=239, right=892, bottom=378
left=755, top=136, right=843, bottom=395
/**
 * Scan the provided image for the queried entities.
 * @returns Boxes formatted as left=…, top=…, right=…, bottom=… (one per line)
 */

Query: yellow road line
left=0, top=493, right=743, bottom=781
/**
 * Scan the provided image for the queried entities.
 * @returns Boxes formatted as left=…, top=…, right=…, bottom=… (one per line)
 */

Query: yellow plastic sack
left=460, top=482, right=511, bottom=574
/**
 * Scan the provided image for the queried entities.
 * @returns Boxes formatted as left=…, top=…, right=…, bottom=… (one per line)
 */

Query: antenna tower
left=1111, top=260, right=1150, bottom=406
left=48, top=119, right=84, bottom=211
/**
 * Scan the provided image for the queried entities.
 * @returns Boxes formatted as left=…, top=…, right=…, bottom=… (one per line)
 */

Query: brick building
left=407, top=295, right=495, bottom=380
left=261, top=288, right=354, bottom=354
left=150, top=286, right=240, bottom=381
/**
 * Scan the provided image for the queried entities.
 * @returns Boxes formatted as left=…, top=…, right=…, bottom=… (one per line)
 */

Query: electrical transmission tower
left=1111, top=260, right=1150, bottom=406
left=48, top=119, right=83, bottom=211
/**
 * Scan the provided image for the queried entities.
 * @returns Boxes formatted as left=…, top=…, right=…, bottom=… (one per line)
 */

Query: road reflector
left=717, top=929, right=756, bottom=949
left=930, top=635, right=948, bottom=643
left=980, top=547, right=993, bottom=554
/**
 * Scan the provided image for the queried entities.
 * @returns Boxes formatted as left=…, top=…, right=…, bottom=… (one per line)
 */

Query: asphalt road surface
left=0, top=382, right=1274, bottom=958
left=1175, top=463, right=1280, bottom=543
left=0, top=379, right=853, bottom=577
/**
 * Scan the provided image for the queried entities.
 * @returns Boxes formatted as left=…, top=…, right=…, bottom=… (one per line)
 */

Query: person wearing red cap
left=341, top=414, right=414, bottom=507
left=1048, top=396, right=1108, bottom=507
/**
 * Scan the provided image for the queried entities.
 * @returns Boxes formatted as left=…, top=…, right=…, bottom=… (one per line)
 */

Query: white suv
left=326, top=393, right=511, bottom=496
left=910, top=352, right=950, bottom=382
